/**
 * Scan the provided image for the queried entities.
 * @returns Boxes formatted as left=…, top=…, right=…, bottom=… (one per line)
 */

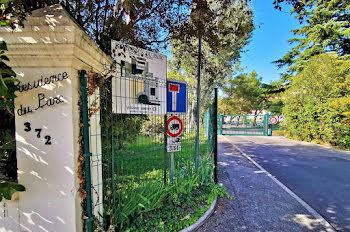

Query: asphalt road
left=224, top=136, right=350, bottom=231
left=197, top=137, right=330, bottom=232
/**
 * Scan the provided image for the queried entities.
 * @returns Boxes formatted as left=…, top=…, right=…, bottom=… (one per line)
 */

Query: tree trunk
left=236, top=115, right=240, bottom=126
left=253, top=109, right=258, bottom=126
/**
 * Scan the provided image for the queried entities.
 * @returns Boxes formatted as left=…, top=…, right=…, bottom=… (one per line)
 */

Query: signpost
left=167, top=80, right=187, bottom=114
left=166, top=116, right=183, bottom=182
left=165, top=80, right=187, bottom=182
left=267, top=116, right=278, bottom=136
left=269, top=116, right=278, bottom=125
left=167, top=116, right=183, bottom=152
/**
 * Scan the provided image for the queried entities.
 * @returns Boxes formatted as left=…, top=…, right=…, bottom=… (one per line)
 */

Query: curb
left=179, top=198, right=217, bottom=232
left=223, top=136, right=336, bottom=232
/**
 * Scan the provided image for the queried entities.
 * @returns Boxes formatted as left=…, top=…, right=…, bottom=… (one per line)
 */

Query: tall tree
left=170, top=0, right=254, bottom=126
left=274, top=0, right=350, bottom=75
left=4, top=0, right=193, bottom=53
left=220, top=70, right=264, bottom=115
left=283, top=53, right=350, bottom=147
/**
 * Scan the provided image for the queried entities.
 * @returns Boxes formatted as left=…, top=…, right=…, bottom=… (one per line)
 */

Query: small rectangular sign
left=167, top=136, right=181, bottom=152
left=167, top=80, right=187, bottom=114
left=167, top=136, right=181, bottom=144
left=167, top=144, right=181, bottom=152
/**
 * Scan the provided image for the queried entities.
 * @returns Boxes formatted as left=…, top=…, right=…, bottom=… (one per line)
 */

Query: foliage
left=5, top=0, right=192, bottom=53
left=0, top=0, right=27, bottom=29
left=172, top=0, right=254, bottom=53
left=219, top=71, right=285, bottom=117
left=170, top=0, right=254, bottom=125
left=0, top=109, right=16, bottom=180
left=0, top=41, right=18, bottom=113
left=0, top=3, right=23, bottom=204
left=219, top=70, right=265, bottom=115
left=99, top=153, right=230, bottom=232
left=0, top=180, right=25, bottom=201
left=274, top=0, right=350, bottom=75
left=140, top=116, right=164, bottom=137
left=0, top=12, right=19, bottom=182
left=261, top=81, right=286, bottom=115
left=283, top=53, right=350, bottom=148
left=273, top=0, right=315, bottom=16
left=3, top=0, right=255, bottom=54
left=100, top=77, right=146, bottom=151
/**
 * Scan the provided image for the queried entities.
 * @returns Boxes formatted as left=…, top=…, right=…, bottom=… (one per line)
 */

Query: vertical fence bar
left=267, top=114, right=270, bottom=136
left=195, top=38, right=202, bottom=168
left=218, top=114, right=222, bottom=135
left=164, top=114, right=167, bottom=186
left=80, top=70, right=93, bottom=232
left=213, top=88, right=218, bottom=184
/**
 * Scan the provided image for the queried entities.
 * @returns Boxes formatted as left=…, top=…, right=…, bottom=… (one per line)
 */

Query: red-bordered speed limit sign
left=269, top=116, right=278, bottom=125
left=167, top=116, right=183, bottom=137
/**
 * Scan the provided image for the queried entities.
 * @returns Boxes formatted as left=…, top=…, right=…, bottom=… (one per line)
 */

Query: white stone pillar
left=0, top=4, right=112, bottom=232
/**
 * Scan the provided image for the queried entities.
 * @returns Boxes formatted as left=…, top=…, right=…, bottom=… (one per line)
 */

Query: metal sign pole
left=164, top=114, right=167, bottom=186
left=195, top=37, right=202, bottom=169
left=170, top=152, right=174, bottom=183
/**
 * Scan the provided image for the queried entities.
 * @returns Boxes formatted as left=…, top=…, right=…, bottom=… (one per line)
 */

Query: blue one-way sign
left=167, top=79, right=187, bottom=114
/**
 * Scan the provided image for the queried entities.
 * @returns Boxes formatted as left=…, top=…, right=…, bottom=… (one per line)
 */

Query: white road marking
left=223, top=136, right=336, bottom=232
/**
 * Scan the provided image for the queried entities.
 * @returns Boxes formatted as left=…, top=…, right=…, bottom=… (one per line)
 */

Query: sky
left=240, top=1, right=302, bottom=84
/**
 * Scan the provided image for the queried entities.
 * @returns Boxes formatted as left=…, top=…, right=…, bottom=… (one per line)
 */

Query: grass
left=109, top=132, right=211, bottom=188
left=97, top=130, right=220, bottom=231
left=96, top=151, right=229, bottom=232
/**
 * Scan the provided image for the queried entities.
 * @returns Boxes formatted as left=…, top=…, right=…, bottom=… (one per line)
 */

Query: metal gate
left=218, top=114, right=270, bottom=136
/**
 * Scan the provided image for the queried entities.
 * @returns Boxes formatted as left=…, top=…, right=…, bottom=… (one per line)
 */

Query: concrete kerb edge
left=222, top=136, right=336, bottom=232
left=179, top=198, right=217, bottom=232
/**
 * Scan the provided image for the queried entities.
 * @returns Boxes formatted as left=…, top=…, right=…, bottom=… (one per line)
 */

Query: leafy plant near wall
left=0, top=40, right=25, bottom=200
left=0, top=180, right=25, bottom=201
left=0, top=2, right=26, bottom=201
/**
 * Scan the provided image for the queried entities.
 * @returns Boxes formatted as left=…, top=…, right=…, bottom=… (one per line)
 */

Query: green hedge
left=283, top=53, right=350, bottom=149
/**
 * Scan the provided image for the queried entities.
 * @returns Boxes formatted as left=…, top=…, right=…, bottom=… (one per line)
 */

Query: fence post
left=218, top=115, right=222, bottom=135
left=164, top=114, right=167, bottom=186
left=214, top=88, right=218, bottom=183
left=195, top=38, right=202, bottom=169
left=80, top=70, right=94, bottom=232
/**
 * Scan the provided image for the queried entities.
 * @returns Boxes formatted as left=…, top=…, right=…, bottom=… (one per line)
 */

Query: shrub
left=283, top=53, right=350, bottom=148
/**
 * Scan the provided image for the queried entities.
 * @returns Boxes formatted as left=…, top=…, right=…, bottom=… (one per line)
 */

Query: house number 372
left=24, top=122, right=52, bottom=145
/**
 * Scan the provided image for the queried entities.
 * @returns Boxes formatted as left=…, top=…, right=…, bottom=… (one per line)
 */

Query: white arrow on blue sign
left=167, top=79, right=187, bottom=114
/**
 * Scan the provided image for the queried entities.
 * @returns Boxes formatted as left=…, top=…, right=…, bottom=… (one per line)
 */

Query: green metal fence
left=80, top=69, right=217, bottom=231
left=219, top=114, right=266, bottom=136
left=218, top=114, right=280, bottom=136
